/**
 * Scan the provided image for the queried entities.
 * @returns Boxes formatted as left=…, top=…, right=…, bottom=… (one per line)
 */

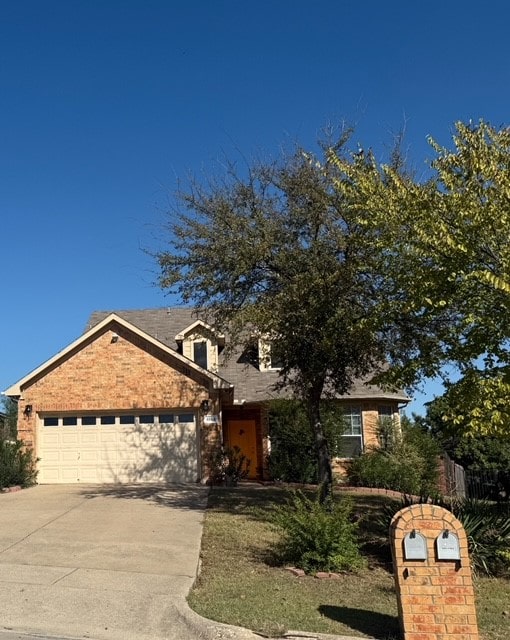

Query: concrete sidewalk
left=0, top=485, right=363, bottom=640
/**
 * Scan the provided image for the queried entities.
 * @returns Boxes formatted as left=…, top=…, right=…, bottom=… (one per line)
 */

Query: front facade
left=4, top=308, right=409, bottom=484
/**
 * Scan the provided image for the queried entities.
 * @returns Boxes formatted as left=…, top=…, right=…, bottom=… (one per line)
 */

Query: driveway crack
left=0, top=499, right=88, bottom=555
left=51, top=567, right=79, bottom=585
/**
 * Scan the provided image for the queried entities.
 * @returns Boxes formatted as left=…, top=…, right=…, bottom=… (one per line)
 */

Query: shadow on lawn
left=318, top=605, right=400, bottom=639
left=208, top=485, right=288, bottom=522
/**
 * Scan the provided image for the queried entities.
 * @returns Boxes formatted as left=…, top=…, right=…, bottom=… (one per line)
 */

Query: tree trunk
left=307, top=391, right=333, bottom=502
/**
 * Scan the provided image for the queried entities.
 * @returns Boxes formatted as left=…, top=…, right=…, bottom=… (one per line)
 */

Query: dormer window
left=175, top=320, right=223, bottom=373
left=193, top=340, right=208, bottom=369
left=258, top=338, right=283, bottom=371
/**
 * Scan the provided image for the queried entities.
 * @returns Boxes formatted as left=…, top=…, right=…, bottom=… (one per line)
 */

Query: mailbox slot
left=436, top=530, right=461, bottom=560
left=403, top=530, right=428, bottom=560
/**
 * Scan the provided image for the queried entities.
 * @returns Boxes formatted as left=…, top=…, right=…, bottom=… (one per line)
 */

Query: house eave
left=3, top=313, right=232, bottom=397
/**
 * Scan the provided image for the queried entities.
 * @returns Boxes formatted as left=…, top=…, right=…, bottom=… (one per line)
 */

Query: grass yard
left=188, top=485, right=510, bottom=639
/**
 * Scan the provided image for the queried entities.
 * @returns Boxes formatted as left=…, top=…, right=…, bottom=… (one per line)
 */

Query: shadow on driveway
left=79, top=483, right=209, bottom=511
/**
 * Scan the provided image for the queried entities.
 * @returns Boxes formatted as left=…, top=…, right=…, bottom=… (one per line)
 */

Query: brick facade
left=332, top=401, right=400, bottom=477
left=8, top=309, right=408, bottom=485
left=390, top=503, right=479, bottom=640
left=17, top=325, right=211, bottom=458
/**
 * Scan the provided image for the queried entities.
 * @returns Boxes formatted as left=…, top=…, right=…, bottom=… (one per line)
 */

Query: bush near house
left=0, top=437, right=38, bottom=489
left=346, top=416, right=441, bottom=496
left=268, top=400, right=357, bottom=484
left=207, top=445, right=251, bottom=486
left=268, top=400, right=318, bottom=484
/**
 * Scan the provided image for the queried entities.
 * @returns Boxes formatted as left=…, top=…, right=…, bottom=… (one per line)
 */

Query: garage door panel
left=80, top=450, right=99, bottom=463
left=80, top=432, right=99, bottom=445
left=100, top=431, right=118, bottom=443
left=39, top=468, right=61, bottom=483
left=41, top=450, right=60, bottom=463
left=100, top=449, right=119, bottom=463
left=38, top=414, right=198, bottom=484
left=62, top=451, right=78, bottom=463
left=41, top=432, right=60, bottom=447
left=61, top=467, right=80, bottom=482
left=61, top=432, right=79, bottom=445
left=79, top=467, right=101, bottom=482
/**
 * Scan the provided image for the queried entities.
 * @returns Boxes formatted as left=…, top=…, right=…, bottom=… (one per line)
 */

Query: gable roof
left=174, top=319, right=225, bottom=344
left=4, top=312, right=232, bottom=397
left=86, top=308, right=410, bottom=404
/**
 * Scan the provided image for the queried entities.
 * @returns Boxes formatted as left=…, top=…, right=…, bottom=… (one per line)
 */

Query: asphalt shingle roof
left=87, top=308, right=410, bottom=404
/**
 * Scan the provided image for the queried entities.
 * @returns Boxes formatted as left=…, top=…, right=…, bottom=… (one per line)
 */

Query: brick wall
left=390, top=503, right=479, bottom=640
left=17, top=326, right=210, bottom=454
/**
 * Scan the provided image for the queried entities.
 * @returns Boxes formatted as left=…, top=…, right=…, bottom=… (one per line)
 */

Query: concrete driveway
left=0, top=484, right=234, bottom=640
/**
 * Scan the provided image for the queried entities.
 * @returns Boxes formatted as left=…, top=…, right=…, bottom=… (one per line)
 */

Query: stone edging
left=285, top=567, right=348, bottom=579
left=0, top=485, right=22, bottom=494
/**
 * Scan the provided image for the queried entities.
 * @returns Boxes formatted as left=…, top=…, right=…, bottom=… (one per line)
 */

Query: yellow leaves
left=469, top=270, right=510, bottom=294
left=442, top=375, right=510, bottom=437
left=423, top=297, right=447, bottom=309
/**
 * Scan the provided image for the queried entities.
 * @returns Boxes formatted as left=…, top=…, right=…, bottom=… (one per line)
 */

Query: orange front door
left=226, top=419, right=258, bottom=479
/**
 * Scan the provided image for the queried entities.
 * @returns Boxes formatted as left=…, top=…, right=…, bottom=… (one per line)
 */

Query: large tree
left=156, top=141, right=394, bottom=497
left=329, top=120, right=510, bottom=436
left=415, top=393, right=510, bottom=473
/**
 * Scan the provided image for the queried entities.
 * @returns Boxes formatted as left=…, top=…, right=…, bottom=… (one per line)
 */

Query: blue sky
left=1, top=1, right=509, bottom=415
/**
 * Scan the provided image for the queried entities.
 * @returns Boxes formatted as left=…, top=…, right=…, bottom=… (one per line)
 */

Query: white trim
left=175, top=319, right=225, bottom=343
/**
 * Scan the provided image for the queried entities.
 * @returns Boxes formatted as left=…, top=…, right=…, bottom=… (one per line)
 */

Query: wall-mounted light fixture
left=24, top=404, right=33, bottom=416
left=200, top=399, right=210, bottom=413
left=111, top=333, right=119, bottom=343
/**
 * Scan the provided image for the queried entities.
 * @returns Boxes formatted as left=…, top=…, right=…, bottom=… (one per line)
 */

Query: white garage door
left=37, top=412, right=199, bottom=483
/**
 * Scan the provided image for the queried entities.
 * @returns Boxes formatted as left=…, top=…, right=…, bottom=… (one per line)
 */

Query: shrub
left=347, top=418, right=440, bottom=497
left=268, top=400, right=356, bottom=484
left=268, top=400, right=318, bottom=483
left=207, top=445, right=250, bottom=486
left=272, top=488, right=365, bottom=573
left=450, top=498, right=510, bottom=576
left=0, top=438, right=38, bottom=489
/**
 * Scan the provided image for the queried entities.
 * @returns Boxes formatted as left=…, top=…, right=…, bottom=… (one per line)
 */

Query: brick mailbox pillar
left=390, top=503, right=479, bottom=640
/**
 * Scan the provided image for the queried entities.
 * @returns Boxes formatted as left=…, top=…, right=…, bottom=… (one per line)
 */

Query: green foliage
left=0, top=438, right=38, bottom=489
left=454, top=499, right=510, bottom=576
left=272, top=488, right=365, bottom=573
left=418, top=393, right=510, bottom=498
left=207, top=445, right=251, bottom=486
left=268, top=400, right=355, bottom=484
left=0, top=397, right=18, bottom=439
left=329, top=120, right=510, bottom=437
left=347, top=417, right=440, bottom=496
left=268, top=400, right=318, bottom=484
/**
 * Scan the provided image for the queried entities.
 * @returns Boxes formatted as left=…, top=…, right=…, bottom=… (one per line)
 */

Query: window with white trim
left=336, top=406, right=363, bottom=458
left=193, top=340, right=208, bottom=369
left=258, top=338, right=283, bottom=371
left=378, top=405, right=394, bottom=419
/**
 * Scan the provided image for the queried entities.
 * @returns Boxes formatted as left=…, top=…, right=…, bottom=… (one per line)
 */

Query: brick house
left=3, top=308, right=409, bottom=484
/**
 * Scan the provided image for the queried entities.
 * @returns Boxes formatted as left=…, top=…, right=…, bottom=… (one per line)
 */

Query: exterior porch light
left=24, top=404, right=33, bottom=416
left=200, top=399, right=210, bottom=413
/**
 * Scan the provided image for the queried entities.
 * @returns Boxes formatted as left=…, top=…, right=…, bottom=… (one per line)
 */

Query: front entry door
left=225, top=419, right=258, bottom=479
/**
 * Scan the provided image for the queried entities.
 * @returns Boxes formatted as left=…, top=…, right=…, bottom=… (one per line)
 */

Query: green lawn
left=188, top=485, right=510, bottom=639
